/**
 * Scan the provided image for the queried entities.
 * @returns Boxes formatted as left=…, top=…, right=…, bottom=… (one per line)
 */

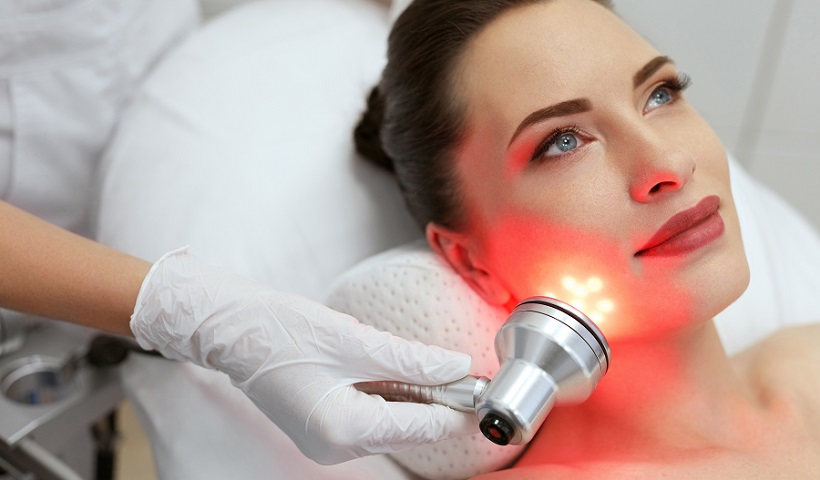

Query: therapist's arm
left=0, top=200, right=150, bottom=336
left=1, top=201, right=477, bottom=463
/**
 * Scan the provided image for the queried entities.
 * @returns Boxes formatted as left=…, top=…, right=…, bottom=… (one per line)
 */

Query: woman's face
left=435, top=0, right=749, bottom=341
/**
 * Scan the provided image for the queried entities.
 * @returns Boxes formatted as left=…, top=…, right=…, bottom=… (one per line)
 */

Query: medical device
left=358, top=296, right=610, bottom=446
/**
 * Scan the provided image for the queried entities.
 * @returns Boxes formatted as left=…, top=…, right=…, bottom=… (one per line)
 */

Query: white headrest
left=326, top=241, right=522, bottom=479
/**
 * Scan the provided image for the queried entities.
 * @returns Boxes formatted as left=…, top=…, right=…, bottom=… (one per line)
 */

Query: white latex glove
left=131, top=248, right=476, bottom=465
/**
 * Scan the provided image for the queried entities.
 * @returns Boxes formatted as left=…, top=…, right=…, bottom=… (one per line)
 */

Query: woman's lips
left=636, top=195, right=725, bottom=258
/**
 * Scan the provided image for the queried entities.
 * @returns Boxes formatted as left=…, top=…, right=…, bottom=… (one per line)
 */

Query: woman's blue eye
left=646, top=87, right=674, bottom=110
left=545, top=133, right=580, bottom=156
left=556, top=134, right=578, bottom=151
left=531, top=126, right=589, bottom=164
left=644, top=73, right=692, bottom=113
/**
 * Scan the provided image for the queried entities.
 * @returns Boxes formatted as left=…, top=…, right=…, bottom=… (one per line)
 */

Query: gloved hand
left=131, top=248, right=476, bottom=465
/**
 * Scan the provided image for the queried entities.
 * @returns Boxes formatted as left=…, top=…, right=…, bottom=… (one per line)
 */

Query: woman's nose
left=626, top=129, right=695, bottom=203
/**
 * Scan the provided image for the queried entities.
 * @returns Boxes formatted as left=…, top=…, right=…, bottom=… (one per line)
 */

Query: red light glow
left=543, top=275, right=615, bottom=326
left=474, top=212, right=694, bottom=342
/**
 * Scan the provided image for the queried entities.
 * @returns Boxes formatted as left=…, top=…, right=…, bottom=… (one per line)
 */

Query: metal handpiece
left=357, top=296, right=610, bottom=447
left=357, top=376, right=489, bottom=413
left=475, top=297, right=610, bottom=445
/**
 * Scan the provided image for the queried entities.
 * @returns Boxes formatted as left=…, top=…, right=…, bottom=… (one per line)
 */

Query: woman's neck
left=519, top=320, right=769, bottom=465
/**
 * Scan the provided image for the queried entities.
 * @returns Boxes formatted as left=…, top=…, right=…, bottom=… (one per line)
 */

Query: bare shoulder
left=764, top=323, right=820, bottom=347
left=734, top=323, right=820, bottom=393
left=738, top=323, right=820, bottom=362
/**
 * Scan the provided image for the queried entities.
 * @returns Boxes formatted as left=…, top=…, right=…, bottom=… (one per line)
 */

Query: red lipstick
left=636, top=195, right=725, bottom=257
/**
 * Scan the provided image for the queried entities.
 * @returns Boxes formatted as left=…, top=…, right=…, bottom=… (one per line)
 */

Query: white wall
left=742, top=0, right=820, bottom=231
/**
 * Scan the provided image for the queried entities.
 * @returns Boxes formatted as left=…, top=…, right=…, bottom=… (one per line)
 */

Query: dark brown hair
left=354, top=0, right=613, bottom=230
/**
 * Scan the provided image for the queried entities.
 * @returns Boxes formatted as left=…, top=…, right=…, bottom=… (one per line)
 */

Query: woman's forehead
left=456, top=0, right=656, bottom=99
left=451, top=0, right=661, bottom=153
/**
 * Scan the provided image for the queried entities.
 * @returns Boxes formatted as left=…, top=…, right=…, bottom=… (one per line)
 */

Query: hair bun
left=354, top=86, right=394, bottom=172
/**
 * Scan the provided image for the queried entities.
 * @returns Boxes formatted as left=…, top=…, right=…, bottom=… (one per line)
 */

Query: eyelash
left=663, top=72, right=692, bottom=92
left=649, top=72, right=692, bottom=109
left=530, top=72, right=693, bottom=164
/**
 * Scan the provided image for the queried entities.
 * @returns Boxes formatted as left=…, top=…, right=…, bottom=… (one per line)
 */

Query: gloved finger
left=354, top=398, right=478, bottom=456
left=344, top=323, right=473, bottom=385
left=306, top=389, right=478, bottom=464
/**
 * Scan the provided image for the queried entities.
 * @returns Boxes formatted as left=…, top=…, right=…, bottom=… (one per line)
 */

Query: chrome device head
left=476, top=296, right=610, bottom=446
left=355, top=296, right=610, bottom=446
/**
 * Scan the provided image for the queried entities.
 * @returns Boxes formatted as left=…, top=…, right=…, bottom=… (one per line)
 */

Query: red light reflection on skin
left=478, top=214, right=694, bottom=343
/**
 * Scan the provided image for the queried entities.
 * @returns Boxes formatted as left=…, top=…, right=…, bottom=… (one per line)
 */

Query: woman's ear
left=426, top=222, right=511, bottom=306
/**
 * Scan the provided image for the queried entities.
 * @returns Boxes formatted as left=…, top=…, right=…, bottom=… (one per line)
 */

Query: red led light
left=473, top=210, right=694, bottom=342
left=543, top=275, right=615, bottom=326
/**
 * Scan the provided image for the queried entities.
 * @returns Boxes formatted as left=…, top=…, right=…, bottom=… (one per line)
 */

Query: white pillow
left=97, top=0, right=419, bottom=300
left=325, top=155, right=820, bottom=479
left=717, top=156, right=820, bottom=352
left=326, top=240, right=519, bottom=479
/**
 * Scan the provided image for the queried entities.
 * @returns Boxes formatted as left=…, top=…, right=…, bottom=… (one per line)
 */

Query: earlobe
left=425, top=223, right=511, bottom=307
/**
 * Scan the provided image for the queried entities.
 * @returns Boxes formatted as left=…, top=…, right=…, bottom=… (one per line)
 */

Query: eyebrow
left=508, top=98, right=592, bottom=147
left=508, top=55, right=675, bottom=147
left=633, top=55, right=673, bottom=88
